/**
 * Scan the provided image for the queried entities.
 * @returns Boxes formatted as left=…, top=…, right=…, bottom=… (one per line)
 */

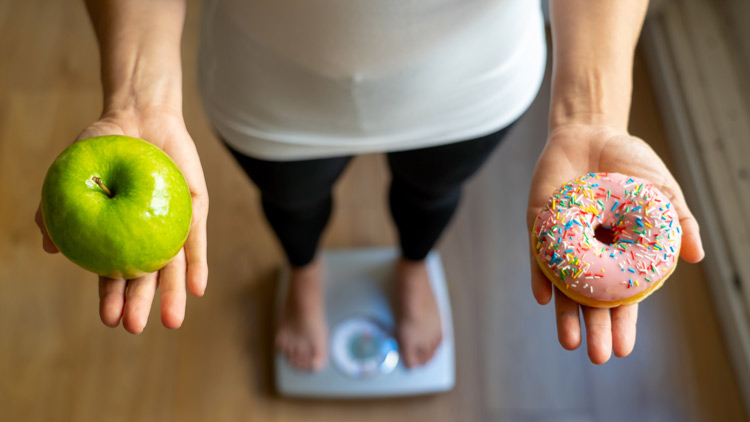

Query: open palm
left=36, top=110, right=209, bottom=334
left=526, top=124, right=704, bottom=363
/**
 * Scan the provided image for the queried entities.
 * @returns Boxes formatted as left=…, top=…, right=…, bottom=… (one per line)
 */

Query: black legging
left=223, top=124, right=514, bottom=267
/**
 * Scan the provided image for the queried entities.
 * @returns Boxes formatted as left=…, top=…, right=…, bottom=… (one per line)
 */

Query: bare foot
left=275, top=258, right=328, bottom=371
left=396, top=257, right=443, bottom=368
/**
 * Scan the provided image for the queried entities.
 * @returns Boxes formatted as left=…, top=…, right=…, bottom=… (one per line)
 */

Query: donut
left=532, top=172, right=682, bottom=308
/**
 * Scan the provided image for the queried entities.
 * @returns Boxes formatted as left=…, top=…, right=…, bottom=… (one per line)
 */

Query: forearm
left=548, top=0, right=649, bottom=132
left=85, top=0, right=186, bottom=115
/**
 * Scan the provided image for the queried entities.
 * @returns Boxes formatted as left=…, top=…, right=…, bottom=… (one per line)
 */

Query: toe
left=401, top=344, right=417, bottom=368
left=289, top=354, right=303, bottom=369
left=402, top=354, right=414, bottom=368
left=291, top=341, right=313, bottom=370
left=288, top=347, right=304, bottom=369
left=311, top=354, right=326, bottom=371
left=416, top=344, right=432, bottom=366
left=298, top=342, right=313, bottom=368
left=291, top=355, right=307, bottom=370
left=311, top=342, right=327, bottom=372
left=290, top=341, right=305, bottom=361
left=433, top=332, right=444, bottom=350
left=274, top=331, right=288, bottom=351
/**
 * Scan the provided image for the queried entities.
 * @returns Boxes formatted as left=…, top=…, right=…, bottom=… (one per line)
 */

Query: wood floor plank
left=0, top=0, right=745, bottom=421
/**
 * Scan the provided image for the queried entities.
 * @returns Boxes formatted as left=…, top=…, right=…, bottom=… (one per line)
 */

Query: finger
left=162, top=137, right=210, bottom=297
left=122, top=273, right=158, bottom=334
left=185, top=195, right=209, bottom=297
left=678, top=214, right=703, bottom=263
left=529, top=247, right=553, bottom=305
left=581, top=306, right=613, bottom=364
left=527, top=176, right=551, bottom=305
left=657, top=180, right=704, bottom=263
left=526, top=143, right=574, bottom=306
left=159, top=249, right=187, bottom=329
left=99, top=276, right=127, bottom=327
left=35, top=206, right=59, bottom=254
left=611, top=304, right=638, bottom=358
left=554, top=288, right=582, bottom=350
left=671, top=200, right=704, bottom=263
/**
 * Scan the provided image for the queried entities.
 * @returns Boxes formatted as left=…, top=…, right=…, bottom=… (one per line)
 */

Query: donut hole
left=594, top=225, right=616, bottom=245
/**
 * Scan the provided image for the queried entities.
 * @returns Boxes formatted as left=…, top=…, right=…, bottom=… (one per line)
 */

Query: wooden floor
left=0, top=1, right=745, bottom=421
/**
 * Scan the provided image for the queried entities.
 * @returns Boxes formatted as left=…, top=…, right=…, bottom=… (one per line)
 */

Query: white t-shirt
left=198, top=0, right=546, bottom=160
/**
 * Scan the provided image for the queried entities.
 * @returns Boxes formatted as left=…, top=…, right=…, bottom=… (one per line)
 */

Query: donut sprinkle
left=533, top=173, right=682, bottom=303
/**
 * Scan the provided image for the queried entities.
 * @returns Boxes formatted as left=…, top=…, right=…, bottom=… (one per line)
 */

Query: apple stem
left=92, top=177, right=113, bottom=197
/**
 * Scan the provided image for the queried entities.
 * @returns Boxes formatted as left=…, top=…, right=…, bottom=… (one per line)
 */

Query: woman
left=36, top=0, right=704, bottom=370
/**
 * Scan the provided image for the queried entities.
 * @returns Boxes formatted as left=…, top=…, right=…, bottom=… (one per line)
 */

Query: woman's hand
left=36, top=108, right=209, bottom=334
left=526, top=124, right=704, bottom=363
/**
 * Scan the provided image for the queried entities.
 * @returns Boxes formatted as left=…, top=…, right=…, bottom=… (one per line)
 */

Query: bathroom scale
left=274, top=248, right=455, bottom=398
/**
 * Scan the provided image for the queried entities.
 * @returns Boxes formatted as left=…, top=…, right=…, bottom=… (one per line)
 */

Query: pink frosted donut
left=532, top=173, right=682, bottom=308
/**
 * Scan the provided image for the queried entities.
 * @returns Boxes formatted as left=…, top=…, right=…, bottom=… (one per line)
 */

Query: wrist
left=99, top=81, right=185, bottom=134
left=100, top=40, right=183, bottom=116
left=545, top=122, right=630, bottom=153
left=548, top=111, right=625, bottom=135
left=548, top=0, right=644, bottom=133
left=100, top=103, right=184, bottom=127
left=103, top=91, right=182, bottom=122
left=102, top=70, right=183, bottom=118
left=548, top=70, right=631, bottom=132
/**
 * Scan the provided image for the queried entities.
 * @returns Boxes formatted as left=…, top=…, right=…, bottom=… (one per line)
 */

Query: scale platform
left=274, top=248, right=455, bottom=398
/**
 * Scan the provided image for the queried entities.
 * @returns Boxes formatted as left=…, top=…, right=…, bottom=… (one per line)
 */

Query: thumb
left=659, top=182, right=704, bottom=263
left=35, top=205, right=59, bottom=254
left=678, top=212, right=704, bottom=263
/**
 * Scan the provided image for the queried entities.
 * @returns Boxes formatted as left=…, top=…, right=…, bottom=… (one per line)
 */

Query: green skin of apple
left=41, top=135, right=192, bottom=279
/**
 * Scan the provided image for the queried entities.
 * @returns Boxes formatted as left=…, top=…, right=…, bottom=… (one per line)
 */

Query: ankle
left=290, top=258, right=322, bottom=277
left=397, top=256, right=428, bottom=278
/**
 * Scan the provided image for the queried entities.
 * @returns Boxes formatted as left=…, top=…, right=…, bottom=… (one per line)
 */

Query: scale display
left=330, top=316, right=399, bottom=378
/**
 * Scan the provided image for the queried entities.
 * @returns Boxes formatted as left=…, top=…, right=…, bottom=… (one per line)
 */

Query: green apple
left=41, top=135, right=192, bottom=279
